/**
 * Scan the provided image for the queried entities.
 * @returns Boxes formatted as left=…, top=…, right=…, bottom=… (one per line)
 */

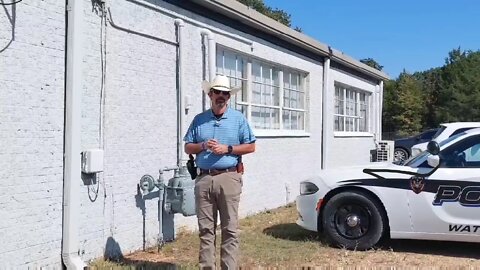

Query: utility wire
left=0, top=0, right=22, bottom=5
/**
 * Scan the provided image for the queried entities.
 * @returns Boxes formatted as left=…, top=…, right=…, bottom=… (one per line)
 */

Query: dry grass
left=91, top=204, right=480, bottom=269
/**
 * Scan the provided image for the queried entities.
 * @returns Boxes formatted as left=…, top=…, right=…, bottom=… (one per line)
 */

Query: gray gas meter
left=165, top=167, right=196, bottom=216
left=139, top=166, right=196, bottom=217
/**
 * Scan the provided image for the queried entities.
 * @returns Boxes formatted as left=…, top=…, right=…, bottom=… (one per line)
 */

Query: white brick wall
left=0, top=0, right=381, bottom=267
left=0, top=0, right=66, bottom=267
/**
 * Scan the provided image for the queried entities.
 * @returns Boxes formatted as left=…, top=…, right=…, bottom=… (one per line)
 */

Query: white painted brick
left=1, top=0, right=379, bottom=267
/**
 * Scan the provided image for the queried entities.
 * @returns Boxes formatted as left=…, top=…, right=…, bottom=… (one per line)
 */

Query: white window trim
left=334, top=131, right=374, bottom=137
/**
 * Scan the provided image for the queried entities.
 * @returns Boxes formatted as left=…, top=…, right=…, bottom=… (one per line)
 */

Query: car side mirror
left=427, top=155, right=440, bottom=168
left=426, top=141, right=440, bottom=155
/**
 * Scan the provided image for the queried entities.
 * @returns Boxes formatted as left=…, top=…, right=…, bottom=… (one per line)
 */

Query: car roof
left=440, top=122, right=480, bottom=128
left=464, top=127, right=480, bottom=134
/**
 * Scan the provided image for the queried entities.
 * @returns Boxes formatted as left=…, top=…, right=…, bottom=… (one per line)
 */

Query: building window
left=334, top=84, right=369, bottom=132
left=251, top=61, right=280, bottom=129
left=216, top=49, right=248, bottom=115
left=283, top=71, right=306, bottom=130
left=216, top=47, right=308, bottom=133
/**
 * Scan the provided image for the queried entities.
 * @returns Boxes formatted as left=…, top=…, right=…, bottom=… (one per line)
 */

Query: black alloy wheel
left=322, top=191, right=386, bottom=250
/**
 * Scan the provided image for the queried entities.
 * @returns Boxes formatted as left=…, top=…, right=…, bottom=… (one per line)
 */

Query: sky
left=263, top=0, right=480, bottom=79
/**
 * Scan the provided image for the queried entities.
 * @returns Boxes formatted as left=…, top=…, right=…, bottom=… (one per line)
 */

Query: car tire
left=322, top=191, right=386, bottom=250
left=394, top=147, right=409, bottom=162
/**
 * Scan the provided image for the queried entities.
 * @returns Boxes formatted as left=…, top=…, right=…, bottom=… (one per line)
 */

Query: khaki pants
left=195, top=171, right=243, bottom=270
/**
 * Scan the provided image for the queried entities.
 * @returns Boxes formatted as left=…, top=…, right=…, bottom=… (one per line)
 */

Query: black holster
left=186, top=154, right=197, bottom=180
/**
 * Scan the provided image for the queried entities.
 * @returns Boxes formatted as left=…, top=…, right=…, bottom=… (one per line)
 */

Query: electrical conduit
left=174, top=19, right=185, bottom=168
left=62, top=0, right=86, bottom=268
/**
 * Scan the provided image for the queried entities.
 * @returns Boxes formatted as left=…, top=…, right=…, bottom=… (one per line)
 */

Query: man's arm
left=184, top=142, right=205, bottom=155
left=210, top=142, right=255, bottom=155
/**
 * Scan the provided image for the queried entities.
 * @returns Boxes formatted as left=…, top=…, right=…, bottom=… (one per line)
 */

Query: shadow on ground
left=91, top=259, right=179, bottom=270
left=263, top=222, right=480, bottom=260
left=381, top=239, right=480, bottom=260
left=263, top=222, right=323, bottom=242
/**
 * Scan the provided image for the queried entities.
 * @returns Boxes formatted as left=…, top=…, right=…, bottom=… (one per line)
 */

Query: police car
left=297, top=128, right=480, bottom=250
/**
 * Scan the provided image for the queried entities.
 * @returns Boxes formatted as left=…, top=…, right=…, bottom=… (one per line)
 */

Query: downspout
left=63, top=0, right=86, bottom=268
left=378, top=81, right=384, bottom=141
left=321, top=57, right=330, bottom=170
left=174, top=19, right=185, bottom=168
left=200, top=29, right=215, bottom=111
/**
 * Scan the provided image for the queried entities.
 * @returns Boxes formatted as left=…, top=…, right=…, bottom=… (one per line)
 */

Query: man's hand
left=207, top=139, right=228, bottom=155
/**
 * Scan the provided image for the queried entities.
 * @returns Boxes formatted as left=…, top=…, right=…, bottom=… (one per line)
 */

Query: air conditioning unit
left=376, top=140, right=394, bottom=162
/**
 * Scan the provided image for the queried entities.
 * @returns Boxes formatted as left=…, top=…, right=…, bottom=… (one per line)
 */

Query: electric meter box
left=81, top=149, right=104, bottom=174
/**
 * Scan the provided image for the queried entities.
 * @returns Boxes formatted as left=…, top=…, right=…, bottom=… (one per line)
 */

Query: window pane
left=283, top=73, right=290, bottom=89
left=284, top=89, right=290, bottom=108
left=228, top=78, right=246, bottom=103
left=283, top=110, right=290, bottom=130
left=335, top=116, right=344, bottom=131
left=216, top=51, right=224, bottom=74
left=273, top=86, right=280, bottom=106
left=252, top=82, right=262, bottom=104
left=253, top=62, right=261, bottom=82
left=252, top=106, right=279, bottom=129
left=291, top=74, right=298, bottom=91
left=284, top=110, right=305, bottom=130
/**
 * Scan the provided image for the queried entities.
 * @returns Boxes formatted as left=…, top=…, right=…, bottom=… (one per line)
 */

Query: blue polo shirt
left=183, top=107, right=256, bottom=170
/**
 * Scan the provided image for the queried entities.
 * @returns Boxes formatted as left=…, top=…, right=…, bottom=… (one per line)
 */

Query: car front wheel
left=322, top=191, right=386, bottom=250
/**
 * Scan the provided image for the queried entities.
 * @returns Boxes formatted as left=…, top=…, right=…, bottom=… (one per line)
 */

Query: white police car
left=297, top=128, right=480, bottom=250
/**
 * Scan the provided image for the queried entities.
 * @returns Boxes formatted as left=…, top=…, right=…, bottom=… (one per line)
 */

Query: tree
left=437, top=49, right=480, bottom=122
left=237, top=0, right=302, bottom=31
left=391, top=72, right=424, bottom=137
left=360, top=58, right=383, bottom=71
left=382, top=48, right=480, bottom=137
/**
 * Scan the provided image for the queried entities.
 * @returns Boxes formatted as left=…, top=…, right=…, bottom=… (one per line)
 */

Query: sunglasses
left=211, top=89, right=231, bottom=96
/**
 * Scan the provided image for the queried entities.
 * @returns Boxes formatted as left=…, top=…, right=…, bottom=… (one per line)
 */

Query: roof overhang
left=190, top=0, right=389, bottom=81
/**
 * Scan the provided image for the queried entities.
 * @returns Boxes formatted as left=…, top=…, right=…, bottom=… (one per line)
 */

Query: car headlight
left=411, top=148, right=421, bottom=157
left=300, top=181, right=319, bottom=195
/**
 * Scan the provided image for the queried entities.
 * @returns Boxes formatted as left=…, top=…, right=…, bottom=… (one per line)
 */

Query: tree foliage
left=236, top=0, right=302, bottom=31
left=383, top=48, right=480, bottom=137
left=360, top=58, right=384, bottom=71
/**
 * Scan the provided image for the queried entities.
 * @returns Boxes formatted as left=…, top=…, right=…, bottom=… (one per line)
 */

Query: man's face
left=209, top=89, right=231, bottom=107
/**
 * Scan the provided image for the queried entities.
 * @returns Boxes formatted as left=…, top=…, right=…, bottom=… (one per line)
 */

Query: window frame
left=334, top=83, right=372, bottom=136
left=216, top=47, right=310, bottom=137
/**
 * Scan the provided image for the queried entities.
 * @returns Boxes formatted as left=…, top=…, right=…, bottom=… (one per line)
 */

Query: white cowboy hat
left=202, top=75, right=241, bottom=95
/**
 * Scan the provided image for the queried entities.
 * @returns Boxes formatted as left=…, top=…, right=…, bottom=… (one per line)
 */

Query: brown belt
left=200, top=167, right=237, bottom=176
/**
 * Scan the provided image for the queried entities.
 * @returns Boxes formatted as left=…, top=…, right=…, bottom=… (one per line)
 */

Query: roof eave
left=190, top=0, right=390, bottom=81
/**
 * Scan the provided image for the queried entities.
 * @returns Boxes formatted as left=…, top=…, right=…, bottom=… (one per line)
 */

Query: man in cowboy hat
left=184, top=75, right=256, bottom=269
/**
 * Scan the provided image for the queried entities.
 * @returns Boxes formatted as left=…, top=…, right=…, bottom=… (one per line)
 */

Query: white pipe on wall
left=62, top=0, right=86, bottom=268
left=199, top=29, right=216, bottom=81
left=200, top=29, right=216, bottom=111
left=378, top=81, right=384, bottom=141
left=321, top=58, right=330, bottom=170
left=174, top=19, right=185, bottom=167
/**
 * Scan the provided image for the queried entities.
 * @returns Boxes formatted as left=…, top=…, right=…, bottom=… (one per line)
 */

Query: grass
left=90, top=203, right=480, bottom=269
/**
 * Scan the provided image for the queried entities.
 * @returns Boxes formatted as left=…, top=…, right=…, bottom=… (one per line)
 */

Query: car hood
left=308, top=162, right=416, bottom=187
left=412, top=141, right=428, bottom=150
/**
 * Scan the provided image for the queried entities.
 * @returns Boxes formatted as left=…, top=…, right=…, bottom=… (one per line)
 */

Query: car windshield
left=403, top=131, right=467, bottom=167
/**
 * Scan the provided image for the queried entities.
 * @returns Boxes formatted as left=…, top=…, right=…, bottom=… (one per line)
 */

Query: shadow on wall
left=104, top=237, right=123, bottom=262
left=1, top=0, right=17, bottom=53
